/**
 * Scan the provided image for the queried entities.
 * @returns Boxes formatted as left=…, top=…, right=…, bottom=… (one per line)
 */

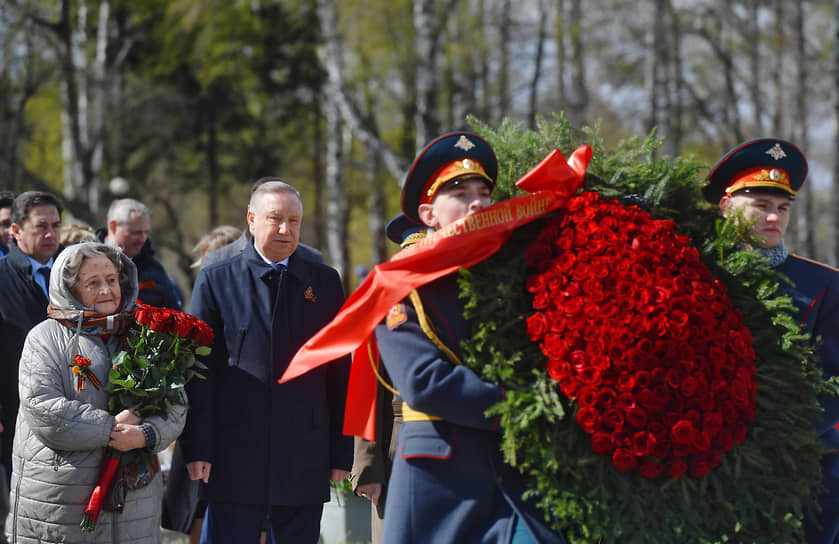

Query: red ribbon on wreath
left=279, top=146, right=593, bottom=441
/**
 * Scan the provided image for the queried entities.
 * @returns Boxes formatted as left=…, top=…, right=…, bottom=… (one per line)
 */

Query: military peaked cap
left=401, top=132, right=498, bottom=223
left=703, top=138, right=808, bottom=204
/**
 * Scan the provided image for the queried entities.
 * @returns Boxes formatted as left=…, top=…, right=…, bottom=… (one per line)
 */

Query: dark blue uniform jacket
left=376, top=274, right=566, bottom=544
left=181, top=241, right=352, bottom=506
left=776, top=255, right=839, bottom=439
left=777, top=254, right=839, bottom=544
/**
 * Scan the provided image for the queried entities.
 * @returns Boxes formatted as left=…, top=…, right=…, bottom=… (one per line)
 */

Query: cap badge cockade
left=462, top=159, right=474, bottom=169
left=454, top=135, right=476, bottom=151
left=766, top=143, right=787, bottom=160
left=769, top=168, right=781, bottom=181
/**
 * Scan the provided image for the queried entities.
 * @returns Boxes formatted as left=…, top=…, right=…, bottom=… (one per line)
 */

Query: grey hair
left=249, top=180, right=303, bottom=212
left=107, top=198, right=150, bottom=224
left=63, top=243, right=133, bottom=298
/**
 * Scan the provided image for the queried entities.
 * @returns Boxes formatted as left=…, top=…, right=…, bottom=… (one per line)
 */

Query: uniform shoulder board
left=386, top=303, right=408, bottom=330
left=789, top=253, right=839, bottom=273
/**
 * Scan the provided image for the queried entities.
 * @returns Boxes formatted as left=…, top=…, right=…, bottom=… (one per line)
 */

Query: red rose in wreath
left=525, top=191, right=757, bottom=479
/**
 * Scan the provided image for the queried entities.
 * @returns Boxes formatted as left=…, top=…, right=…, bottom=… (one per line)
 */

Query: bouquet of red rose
left=80, top=303, right=212, bottom=531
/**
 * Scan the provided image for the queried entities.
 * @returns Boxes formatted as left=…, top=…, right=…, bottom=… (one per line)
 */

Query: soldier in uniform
left=704, top=138, right=839, bottom=543
left=350, top=213, right=424, bottom=544
left=374, top=132, right=567, bottom=543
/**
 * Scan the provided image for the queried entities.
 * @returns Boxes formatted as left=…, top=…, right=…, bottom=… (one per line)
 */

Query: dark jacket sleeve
left=375, top=301, right=503, bottom=431
left=180, top=268, right=223, bottom=463
left=322, top=269, right=353, bottom=471
left=815, top=272, right=839, bottom=436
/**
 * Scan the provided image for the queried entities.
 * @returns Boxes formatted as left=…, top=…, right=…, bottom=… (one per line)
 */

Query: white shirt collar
left=253, top=246, right=289, bottom=269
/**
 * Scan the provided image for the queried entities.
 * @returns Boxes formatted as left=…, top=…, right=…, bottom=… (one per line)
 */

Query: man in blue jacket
left=374, top=132, right=567, bottom=543
left=0, top=192, right=14, bottom=258
left=181, top=180, right=352, bottom=543
left=704, top=138, right=839, bottom=543
left=99, top=198, right=182, bottom=309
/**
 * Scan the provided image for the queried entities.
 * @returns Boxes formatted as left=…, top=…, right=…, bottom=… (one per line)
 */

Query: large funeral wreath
left=457, top=114, right=831, bottom=543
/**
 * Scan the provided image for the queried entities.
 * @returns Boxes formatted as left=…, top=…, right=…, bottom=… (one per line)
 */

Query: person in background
left=0, top=191, right=63, bottom=492
left=704, top=138, right=839, bottom=544
left=350, top=213, right=425, bottom=544
left=5, top=242, right=186, bottom=543
left=191, top=225, right=241, bottom=269
left=162, top=223, right=241, bottom=544
left=373, top=132, right=567, bottom=543
left=181, top=180, right=352, bottom=543
left=60, top=219, right=97, bottom=246
left=99, top=198, right=182, bottom=309
left=0, top=192, right=14, bottom=258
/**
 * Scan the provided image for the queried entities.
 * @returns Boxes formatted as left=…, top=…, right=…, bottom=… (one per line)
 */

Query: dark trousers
left=200, top=501, right=323, bottom=544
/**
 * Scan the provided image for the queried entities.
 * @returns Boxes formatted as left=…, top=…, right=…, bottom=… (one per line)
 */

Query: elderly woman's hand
left=108, top=423, right=147, bottom=451
left=114, top=408, right=142, bottom=426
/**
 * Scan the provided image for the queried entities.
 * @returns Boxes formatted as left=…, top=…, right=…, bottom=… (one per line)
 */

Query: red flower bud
left=612, top=448, right=638, bottom=472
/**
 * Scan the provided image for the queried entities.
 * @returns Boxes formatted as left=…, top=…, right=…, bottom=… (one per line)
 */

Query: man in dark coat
left=0, top=191, right=62, bottom=480
left=705, top=138, right=839, bottom=544
left=180, top=180, right=352, bottom=543
left=99, top=198, right=182, bottom=309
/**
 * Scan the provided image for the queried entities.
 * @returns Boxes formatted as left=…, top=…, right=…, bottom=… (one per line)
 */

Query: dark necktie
left=268, top=263, right=290, bottom=380
left=37, top=266, right=51, bottom=299
left=267, top=263, right=286, bottom=308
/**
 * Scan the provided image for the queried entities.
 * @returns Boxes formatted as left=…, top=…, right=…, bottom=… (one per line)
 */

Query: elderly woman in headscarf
left=5, top=242, right=186, bottom=543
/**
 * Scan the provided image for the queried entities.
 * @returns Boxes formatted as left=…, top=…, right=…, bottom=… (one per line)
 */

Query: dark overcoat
left=375, top=274, right=566, bottom=544
left=777, top=254, right=839, bottom=544
left=180, top=241, right=352, bottom=506
left=0, top=243, right=52, bottom=473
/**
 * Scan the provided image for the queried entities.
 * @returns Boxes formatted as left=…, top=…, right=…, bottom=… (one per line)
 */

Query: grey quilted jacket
left=5, top=243, right=187, bottom=543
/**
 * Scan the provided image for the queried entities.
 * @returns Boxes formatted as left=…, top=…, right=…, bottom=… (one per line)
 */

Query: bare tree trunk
left=87, top=0, right=110, bottom=213
left=414, top=0, right=438, bottom=148
left=527, top=0, right=548, bottom=129
left=317, top=0, right=406, bottom=183
left=832, top=0, right=839, bottom=266
left=52, top=0, right=110, bottom=213
left=717, top=0, right=743, bottom=145
left=566, top=0, right=588, bottom=128
left=792, top=0, right=814, bottom=257
left=325, top=98, right=349, bottom=289
left=312, top=96, right=326, bottom=250
left=366, top=148, right=387, bottom=267
left=317, top=0, right=350, bottom=286
left=771, top=0, right=784, bottom=134
left=664, top=0, right=683, bottom=155
left=556, top=0, right=566, bottom=112
left=644, top=0, right=662, bottom=137
left=498, top=0, right=512, bottom=120
left=748, top=0, right=763, bottom=133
